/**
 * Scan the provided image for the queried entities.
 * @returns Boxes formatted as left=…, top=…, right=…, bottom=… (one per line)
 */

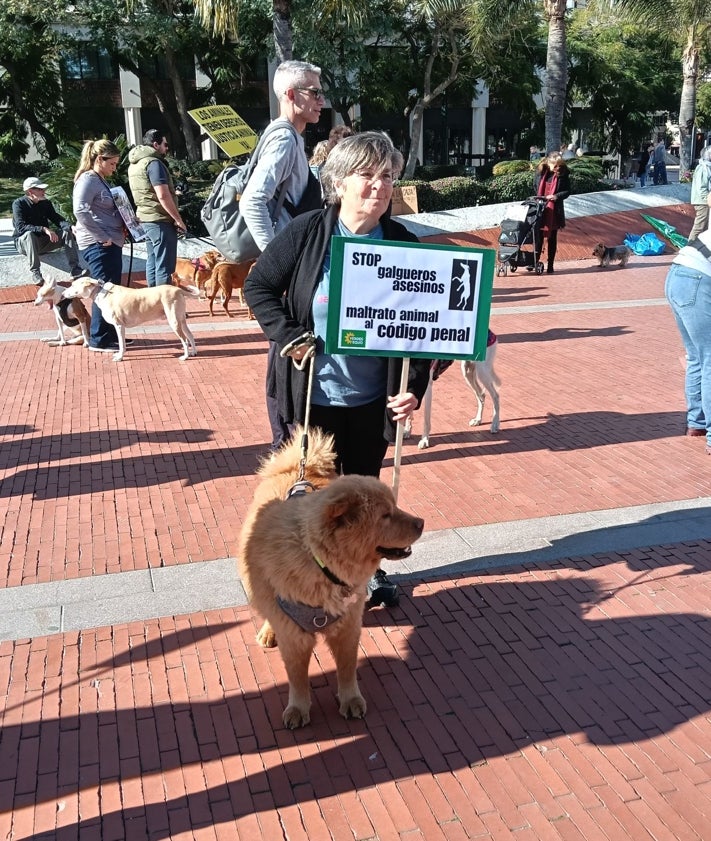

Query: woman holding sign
left=245, top=131, right=431, bottom=606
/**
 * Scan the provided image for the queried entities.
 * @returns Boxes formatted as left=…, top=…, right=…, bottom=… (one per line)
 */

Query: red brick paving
left=1, top=204, right=711, bottom=838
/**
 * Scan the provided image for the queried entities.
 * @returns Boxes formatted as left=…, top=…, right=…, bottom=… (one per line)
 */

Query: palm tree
left=467, top=0, right=568, bottom=156
left=603, top=0, right=711, bottom=172
left=194, top=0, right=293, bottom=62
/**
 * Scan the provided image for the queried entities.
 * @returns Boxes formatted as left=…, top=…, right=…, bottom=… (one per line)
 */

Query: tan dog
left=172, top=250, right=223, bottom=295
left=238, top=430, right=424, bottom=729
left=206, top=259, right=255, bottom=317
left=34, top=275, right=91, bottom=347
left=592, top=243, right=632, bottom=267
left=62, top=277, right=200, bottom=362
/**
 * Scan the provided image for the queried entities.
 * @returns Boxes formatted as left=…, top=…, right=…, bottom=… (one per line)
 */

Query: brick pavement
left=1, top=204, right=711, bottom=839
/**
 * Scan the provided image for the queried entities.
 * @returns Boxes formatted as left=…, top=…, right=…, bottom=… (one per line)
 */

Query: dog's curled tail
left=258, top=425, right=338, bottom=480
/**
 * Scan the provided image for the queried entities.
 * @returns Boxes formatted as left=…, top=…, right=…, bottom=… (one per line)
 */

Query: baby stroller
left=496, top=196, right=547, bottom=276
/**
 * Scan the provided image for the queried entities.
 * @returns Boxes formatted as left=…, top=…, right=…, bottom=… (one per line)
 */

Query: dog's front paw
left=417, top=436, right=430, bottom=449
left=283, top=704, right=311, bottom=729
left=256, top=620, right=277, bottom=648
left=112, top=352, right=124, bottom=362
left=490, top=420, right=501, bottom=434
left=469, top=417, right=483, bottom=427
left=339, top=693, right=367, bottom=720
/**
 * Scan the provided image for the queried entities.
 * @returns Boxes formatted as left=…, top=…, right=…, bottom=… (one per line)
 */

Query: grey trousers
left=688, top=204, right=710, bottom=243
left=14, top=230, right=81, bottom=275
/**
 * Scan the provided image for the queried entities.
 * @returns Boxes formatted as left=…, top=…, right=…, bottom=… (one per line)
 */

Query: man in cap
left=12, top=177, right=87, bottom=285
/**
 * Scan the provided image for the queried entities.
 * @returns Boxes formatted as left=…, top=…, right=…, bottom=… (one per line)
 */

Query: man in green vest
left=127, top=129, right=187, bottom=286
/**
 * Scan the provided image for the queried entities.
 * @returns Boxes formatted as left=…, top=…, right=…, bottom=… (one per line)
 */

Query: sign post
left=327, top=237, right=495, bottom=498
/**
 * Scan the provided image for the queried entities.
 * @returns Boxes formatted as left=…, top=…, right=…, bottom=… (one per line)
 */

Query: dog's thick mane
left=257, top=425, right=337, bottom=481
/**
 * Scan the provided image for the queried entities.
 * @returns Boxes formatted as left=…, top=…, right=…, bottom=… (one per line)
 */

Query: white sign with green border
left=326, top=237, right=495, bottom=360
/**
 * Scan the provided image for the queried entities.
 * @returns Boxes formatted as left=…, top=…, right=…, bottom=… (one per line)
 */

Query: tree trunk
left=405, top=101, right=425, bottom=179
left=164, top=44, right=201, bottom=161
left=273, top=0, right=292, bottom=62
left=543, top=0, right=567, bottom=156
left=7, top=68, right=60, bottom=159
left=678, top=29, right=698, bottom=174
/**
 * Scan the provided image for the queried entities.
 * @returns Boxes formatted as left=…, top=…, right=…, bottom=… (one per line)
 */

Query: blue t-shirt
left=310, top=219, right=388, bottom=407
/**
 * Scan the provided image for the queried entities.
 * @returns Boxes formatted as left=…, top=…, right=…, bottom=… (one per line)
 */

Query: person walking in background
left=240, top=59, right=325, bottom=453
left=127, top=129, right=186, bottom=286
left=533, top=151, right=571, bottom=274
left=309, top=124, right=355, bottom=181
left=73, top=139, right=126, bottom=352
left=244, top=131, right=431, bottom=608
left=665, top=228, right=711, bottom=451
left=638, top=144, right=652, bottom=188
left=12, top=177, right=87, bottom=285
left=688, top=147, right=711, bottom=242
left=652, top=137, right=668, bottom=185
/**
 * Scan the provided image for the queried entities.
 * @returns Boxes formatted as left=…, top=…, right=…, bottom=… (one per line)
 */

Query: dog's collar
left=312, top=554, right=352, bottom=591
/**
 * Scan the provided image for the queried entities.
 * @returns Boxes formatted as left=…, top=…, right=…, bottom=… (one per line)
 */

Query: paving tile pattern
left=2, top=554, right=711, bottom=840
left=0, top=244, right=704, bottom=586
left=1, top=204, right=711, bottom=839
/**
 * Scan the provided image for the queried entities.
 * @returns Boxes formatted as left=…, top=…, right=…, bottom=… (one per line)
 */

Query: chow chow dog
left=238, top=429, right=424, bottom=728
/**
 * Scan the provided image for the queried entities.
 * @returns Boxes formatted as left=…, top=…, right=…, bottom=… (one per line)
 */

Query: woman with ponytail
left=73, top=139, right=126, bottom=351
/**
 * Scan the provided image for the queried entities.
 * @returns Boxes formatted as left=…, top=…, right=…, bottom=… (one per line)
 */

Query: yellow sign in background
left=188, top=105, right=258, bottom=157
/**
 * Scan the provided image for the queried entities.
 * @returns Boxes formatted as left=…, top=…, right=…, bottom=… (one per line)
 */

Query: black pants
left=308, top=397, right=388, bottom=477
left=546, top=230, right=558, bottom=269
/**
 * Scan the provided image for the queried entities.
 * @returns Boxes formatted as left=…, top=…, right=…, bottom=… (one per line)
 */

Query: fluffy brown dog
left=592, top=243, right=632, bottom=267
left=206, top=259, right=255, bottom=317
left=238, top=430, right=424, bottom=729
left=172, top=250, right=222, bottom=294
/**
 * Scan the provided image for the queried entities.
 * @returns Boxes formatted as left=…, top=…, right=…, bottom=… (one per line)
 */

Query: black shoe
left=366, top=569, right=399, bottom=608
left=70, top=268, right=90, bottom=279
left=32, top=271, right=45, bottom=286
left=546, top=267, right=555, bottom=274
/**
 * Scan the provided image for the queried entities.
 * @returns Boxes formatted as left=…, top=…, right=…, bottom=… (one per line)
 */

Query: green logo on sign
left=341, top=329, right=367, bottom=348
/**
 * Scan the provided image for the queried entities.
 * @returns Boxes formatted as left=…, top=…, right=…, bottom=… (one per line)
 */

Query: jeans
left=143, top=220, right=177, bottom=286
left=15, top=230, right=81, bottom=276
left=653, top=161, right=667, bottom=185
left=80, top=243, right=123, bottom=348
left=665, top=262, right=711, bottom=440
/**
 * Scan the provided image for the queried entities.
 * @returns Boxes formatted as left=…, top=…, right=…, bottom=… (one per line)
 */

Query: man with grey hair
left=241, top=59, right=325, bottom=452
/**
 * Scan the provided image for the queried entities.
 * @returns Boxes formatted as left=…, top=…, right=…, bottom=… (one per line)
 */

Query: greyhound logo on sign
left=449, top=260, right=477, bottom=311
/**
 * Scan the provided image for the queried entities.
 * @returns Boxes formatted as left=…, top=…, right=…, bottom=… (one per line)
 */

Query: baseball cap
left=23, top=177, right=49, bottom=192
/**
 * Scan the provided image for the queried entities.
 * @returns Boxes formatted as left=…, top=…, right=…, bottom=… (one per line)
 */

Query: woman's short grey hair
left=320, top=131, right=404, bottom=205
left=273, top=60, right=321, bottom=99
left=700, top=146, right=711, bottom=163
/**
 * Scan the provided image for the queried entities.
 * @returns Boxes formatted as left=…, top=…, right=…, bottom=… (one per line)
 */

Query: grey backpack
left=200, top=120, right=297, bottom=262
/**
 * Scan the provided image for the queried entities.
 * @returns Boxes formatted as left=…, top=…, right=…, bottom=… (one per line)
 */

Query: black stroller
left=496, top=196, right=547, bottom=276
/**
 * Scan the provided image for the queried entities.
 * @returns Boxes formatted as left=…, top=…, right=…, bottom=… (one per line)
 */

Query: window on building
left=62, top=45, right=118, bottom=80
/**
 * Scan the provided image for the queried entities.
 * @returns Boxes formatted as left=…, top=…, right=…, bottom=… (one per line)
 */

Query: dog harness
left=56, top=298, right=80, bottom=328
left=430, top=329, right=497, bottom=380
left=277, top=478, right=358, bottom=633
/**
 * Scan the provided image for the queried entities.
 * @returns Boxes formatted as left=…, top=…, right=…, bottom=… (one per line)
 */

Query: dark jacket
left=533, top=165, right=571, bottom=229
left=244, top=204, right=432, bottom=443
left=12, top=196, right=67, bottom=240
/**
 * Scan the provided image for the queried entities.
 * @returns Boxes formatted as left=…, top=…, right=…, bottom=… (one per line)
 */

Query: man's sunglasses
left=295, top=87, right=325, bottom=100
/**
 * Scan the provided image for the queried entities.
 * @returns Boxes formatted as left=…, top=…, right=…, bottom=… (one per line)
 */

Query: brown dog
left=172, top=250, right=223, bottom=294
left=206, top=259, right=255, bottom=317
left=592, top=243, right=632, bottom=267
left=238, top=429, right=424, bottom=728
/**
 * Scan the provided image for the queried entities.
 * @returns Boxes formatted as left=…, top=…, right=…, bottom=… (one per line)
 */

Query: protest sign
left=188, top=105, right=258, bottom=157
left=110, top=186, right=146, bottom=242
left=326, top=238, right=495, bottom=360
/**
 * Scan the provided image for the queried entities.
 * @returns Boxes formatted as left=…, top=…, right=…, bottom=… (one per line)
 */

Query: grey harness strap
left=276, top=596, right=341, bottom=632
